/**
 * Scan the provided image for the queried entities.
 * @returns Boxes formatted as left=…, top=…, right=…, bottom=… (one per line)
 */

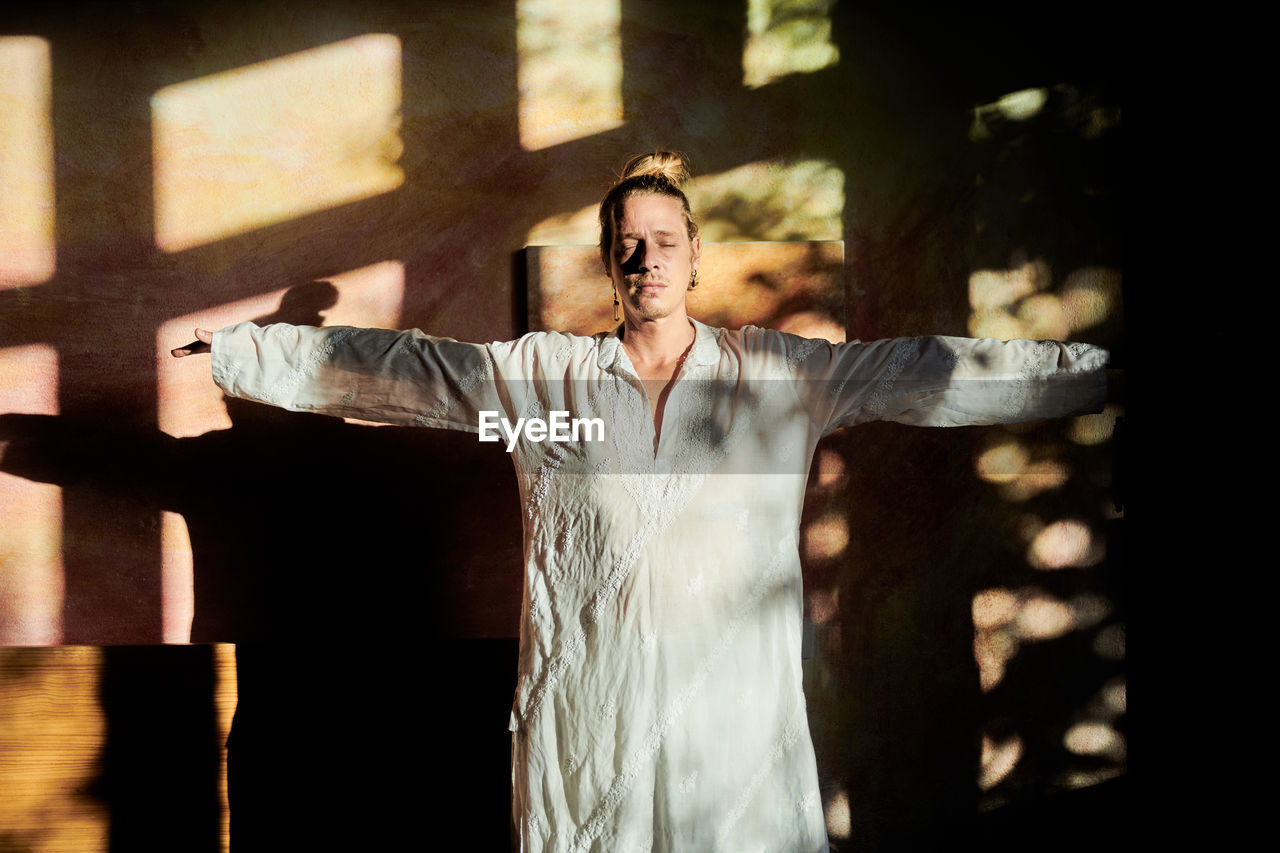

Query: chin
left=629, top=301, right=675, bottom=321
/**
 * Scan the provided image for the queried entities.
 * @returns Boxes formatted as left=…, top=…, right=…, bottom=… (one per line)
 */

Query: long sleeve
left=766, top=331, right=1108, bottom=433
left=211, top=322, right=504, bottom=431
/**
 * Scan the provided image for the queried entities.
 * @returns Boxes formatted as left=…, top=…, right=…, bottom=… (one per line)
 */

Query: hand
left=171, top=328, right=213, bottom=358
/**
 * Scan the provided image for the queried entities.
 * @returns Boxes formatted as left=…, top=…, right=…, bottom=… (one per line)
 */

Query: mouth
left=631, top=278, right=666, bottom=293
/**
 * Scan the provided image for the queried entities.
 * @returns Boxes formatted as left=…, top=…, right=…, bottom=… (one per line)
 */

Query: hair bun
left=618, top=150, right=691, bottom=187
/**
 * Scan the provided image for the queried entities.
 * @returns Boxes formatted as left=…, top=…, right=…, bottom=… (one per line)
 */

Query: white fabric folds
left=212, top=319, right=1107, bottom=852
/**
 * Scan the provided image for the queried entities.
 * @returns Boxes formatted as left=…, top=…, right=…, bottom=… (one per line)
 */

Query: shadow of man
left=1, top=280, right=522, bottom=850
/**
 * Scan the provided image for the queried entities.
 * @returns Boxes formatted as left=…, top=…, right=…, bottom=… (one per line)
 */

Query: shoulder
left=725, top=324, right=842, bottom=368
left=487, top=329, right=609, bottom=375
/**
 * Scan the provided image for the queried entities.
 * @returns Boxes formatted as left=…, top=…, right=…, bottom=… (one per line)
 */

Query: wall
left=0, top=2, right=1124, bottom=850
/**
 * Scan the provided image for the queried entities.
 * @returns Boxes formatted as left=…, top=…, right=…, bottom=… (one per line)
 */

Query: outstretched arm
left=173, top=322, right=506, bottom=432
left=771, top=331, right=1109, bottom=432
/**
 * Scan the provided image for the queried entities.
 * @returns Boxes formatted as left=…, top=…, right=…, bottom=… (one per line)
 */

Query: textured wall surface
left=0, top=2, right=1124, bottom=850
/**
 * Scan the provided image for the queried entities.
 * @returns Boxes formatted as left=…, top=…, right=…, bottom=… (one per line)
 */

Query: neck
left=620, top=310, right=695, bottom=367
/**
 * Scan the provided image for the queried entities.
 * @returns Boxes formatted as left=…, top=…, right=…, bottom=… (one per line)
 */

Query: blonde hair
left=598, top=151, right=699, bottom=271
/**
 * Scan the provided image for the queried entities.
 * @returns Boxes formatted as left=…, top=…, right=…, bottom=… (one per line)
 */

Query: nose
left=621, top=239, right=655, bottom=276
left=639, top=240, right=659, bottom=272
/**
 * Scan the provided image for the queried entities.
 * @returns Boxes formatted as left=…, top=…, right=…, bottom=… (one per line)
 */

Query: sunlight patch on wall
left=824, top=789, right=851, bottom=839
left=0, top=37, right=55, bottom=288
left=972, top=586, right=1113, bottom=692
left=808, top=586, right=838, bottom=626
left=979, top=734, right=1023, bottom=791
left=969, top=87, right=1048, bottom=140
left=691, top=160, right=844, bottom=242
left=969, top=259, right=1122, bottom=341
left=803, top=514, right=849, bottom=562
left=1064, top=722, right=1123, bottom=759
left=1057, top=676, right=1126, bottom=786
left=815, top=447, right=847, bottom=489
left=517, top=0, right=623, bottom=151
left=1024, top=517, right=1104, bottom=570
left=1068, top=404, right=1120, bottom=446
left=0, top=345, right=62, bottom=644
left=152, top=34, right=404, bottom=253
left=161, top=511, right=194, bottom=644
left=526, top=159, right=844, bottom=246
left=157, top=261, right=404, bottom=438
left=973, top=435, right=1071, bottom=501
left=743, top=0, right=840, bottom=88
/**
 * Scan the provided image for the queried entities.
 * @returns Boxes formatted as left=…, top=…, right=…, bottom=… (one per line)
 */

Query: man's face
left=608, top=193, right=700, bottom=323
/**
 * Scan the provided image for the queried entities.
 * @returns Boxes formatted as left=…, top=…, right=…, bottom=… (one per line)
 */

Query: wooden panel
left=0, top=645, right=236, bottom=853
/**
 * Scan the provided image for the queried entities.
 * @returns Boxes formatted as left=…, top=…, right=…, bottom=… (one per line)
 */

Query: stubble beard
left=625, top=278, right=676, bottom=321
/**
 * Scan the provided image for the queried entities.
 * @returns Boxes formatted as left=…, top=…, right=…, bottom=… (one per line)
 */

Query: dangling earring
left=688, top=269, right=699, bottom=291
left=613, top=287, right=620, bottom=322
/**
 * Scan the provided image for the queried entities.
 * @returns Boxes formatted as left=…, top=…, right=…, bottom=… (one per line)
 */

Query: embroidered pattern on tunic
left=786, top=336, right=825, bottom=370
left=558, top=519, right=577, bottom=554
left=716, top=708, right=807, bottom=845
left=211, top=320, right=1107, bottom=853
left=862, top=337, right=921, bottom=420
left=568, top=538, right=794, bottom=853
left=260, top=327, right=356, bottom=408
left=519, top=514, right=664, bottom=727
left=527, top=423, right=566, bottom=520
left=414, top=353, right=489, bottom=425
left=997, top=340, right=1054, bottom=421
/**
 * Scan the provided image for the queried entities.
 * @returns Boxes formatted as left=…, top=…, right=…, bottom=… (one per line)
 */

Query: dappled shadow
left=2, top=269, right=525, bottom=846
left=0, top=2, right=1123, bottom=850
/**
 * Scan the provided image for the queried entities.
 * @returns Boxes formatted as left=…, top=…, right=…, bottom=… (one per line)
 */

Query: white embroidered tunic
left=211, top=319, right=1107, bottom=853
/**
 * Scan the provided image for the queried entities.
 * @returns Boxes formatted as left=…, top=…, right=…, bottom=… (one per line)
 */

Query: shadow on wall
left=0, top=277, right=524, bottom=849
left=0, top=1, right=1123, bottom=850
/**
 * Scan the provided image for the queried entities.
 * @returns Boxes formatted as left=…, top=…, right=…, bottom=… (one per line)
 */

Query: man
left=175, top=151, right=1107, bottom=852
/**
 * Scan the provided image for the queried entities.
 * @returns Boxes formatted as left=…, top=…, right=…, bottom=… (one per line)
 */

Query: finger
left=172, top=328, right=214, bottom=358
left=171, top=339, right=211, bottom=358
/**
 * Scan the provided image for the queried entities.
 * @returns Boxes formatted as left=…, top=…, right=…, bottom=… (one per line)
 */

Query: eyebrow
left=620, top=229, right=680, bottom=240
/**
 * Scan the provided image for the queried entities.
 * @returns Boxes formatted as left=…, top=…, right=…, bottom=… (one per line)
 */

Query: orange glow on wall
left=0, top=345, right=62, bottom=644
left=979, top=734, right=1023, bottom=790
left=0, top=37, right=56, bottom=288
left=743, top=0, right=840, bottom=89
left=1027, top=518, right=1103, bottom=570
left=969, top=259, right=1122, bottom=342
left=803, top=514, right=849, bottom=562
left=156, top=260, right=405, bottom=439
left=151, top=34, right=404, bottom=253
left=160, top=510, right=194, bottom=643
left=516, top=0, right=623, bottom=150
left=155, top=261, right=402, bottom=638
left=0, top=648, right=107, bottom=849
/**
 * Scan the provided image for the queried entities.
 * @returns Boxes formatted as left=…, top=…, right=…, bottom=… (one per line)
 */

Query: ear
left=691, top=235, right=701, bottom=269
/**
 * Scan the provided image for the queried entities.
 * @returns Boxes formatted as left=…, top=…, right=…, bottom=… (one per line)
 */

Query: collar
left=596, top=318, right=721, bottom=373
